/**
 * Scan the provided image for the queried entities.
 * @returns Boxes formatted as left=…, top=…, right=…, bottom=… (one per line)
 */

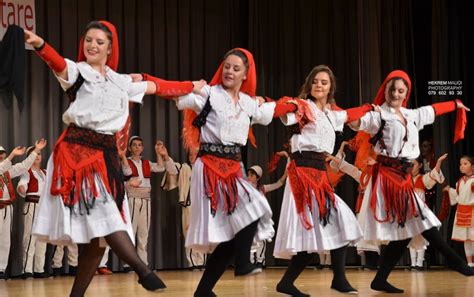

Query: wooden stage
left=1, top=267, right=473, bottom=296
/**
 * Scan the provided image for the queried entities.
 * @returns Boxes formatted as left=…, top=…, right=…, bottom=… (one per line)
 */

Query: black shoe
left=138, top=272, right=166, bottom=291
left=122, top=266, right=134, bottom=273
left=33, top=272, right=50, bottom=278
left=68, top=266, right=77, bottom=276
left=52, top=268, right=62, bottom=277
left=370, top=279, right=404, bottom=293
left=22, top=273, right=33, bottom=279
left=194, top=291, right=217, bottom=297
left=331, top=278, right=358, bottom=294
left=415, top=266, right=424, bottom=271
left=276, top=282, right=310, bottom=297
left=0, top=272, right=7, bottom=280
left=234, top=263, right=262, bottom=276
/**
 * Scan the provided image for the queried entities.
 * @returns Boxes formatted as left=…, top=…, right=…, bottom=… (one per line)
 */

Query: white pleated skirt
left=32, top=155, right=134, bottom=245
left=357, top=176, right=441, bottom=252
left=274, top=179, right=363, bottom=260
left=185, top=158, right=275, bottom=253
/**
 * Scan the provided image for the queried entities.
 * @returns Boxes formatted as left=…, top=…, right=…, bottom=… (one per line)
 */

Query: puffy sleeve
left=414, top=105, right=436, bottom=131
left=357, top=111, right=382, bottom=135
left=251, top=101, right=276, bottom=126
left=332, top=110, right=347, bottom=132
left=54, top=59, right=79, bottom=90
left=176, top=85, right=211, bottom=112
left=422, top=169, right=445, bottom=190
left=0, top=159, right=12, bottom=175
left=9, top=152, right=37, bottom=178
left=280, top=112, right=298, bottom=126
left=127, top=81, right=148, bottom=104
left=448, top=186, right=458, bottom=206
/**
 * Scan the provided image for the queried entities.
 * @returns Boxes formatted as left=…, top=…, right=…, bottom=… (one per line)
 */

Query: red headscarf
left=77, top=20, right=119, bottom=71
left=373, top=70, right=412, bottom=107
left=183, top=48, right=258, bottom=149
left=209, top=48, right=257, bottom=97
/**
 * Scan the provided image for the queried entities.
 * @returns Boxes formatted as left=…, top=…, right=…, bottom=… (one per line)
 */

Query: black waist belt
left=198, top=143, right=242, bottom=161
left=25, top=195, right=40, bottom=203
left=291, top=151, right=327, bottom=170
left=376, top=155, right=413, bottom=174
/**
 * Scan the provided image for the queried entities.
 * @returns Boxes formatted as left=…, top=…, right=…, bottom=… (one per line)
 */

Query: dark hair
left=386, top=77, right=409, bottom=101
left=298, top=65, right=336, bottom=104
left=460, top=155, right=474, bottom=165
left=84, top=21, right=113, bottom=44
left=223, top=49, right=249, bottom=73
left=414, top=156, right=425, bottom=175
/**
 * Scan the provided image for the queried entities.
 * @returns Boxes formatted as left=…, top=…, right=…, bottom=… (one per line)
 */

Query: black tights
left=69, top=231, right=152, bottom=297
left=194, top=220, right=259, bottom=296
left=372, top=227, right=474, bottom=293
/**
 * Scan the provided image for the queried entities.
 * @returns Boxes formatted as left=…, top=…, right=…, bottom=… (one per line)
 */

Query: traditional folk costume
left=274, top=97, right=370, bottom=295
left=17, top=148, right=48, bottom=277
left=408, top=168, right=445, bottom=269
left=447, top=174, right=474, bottom=266
left=0, top=150, right=37, bottom=276
left=248, top=164, right=287, bottom=267
left=0, top=146, right=13, bottom=174
left=161, top=161, right=207, bottom=269
left=353, top=70, right=472, bottom=293
left=160, top=48, right=311, bottom=296
left=122, top=137, right=178, bottom=266
left=29, top=21, right=193, bottom=292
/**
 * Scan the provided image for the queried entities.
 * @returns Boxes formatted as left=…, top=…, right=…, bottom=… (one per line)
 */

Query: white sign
left=0, top=0, right=35, bottom=49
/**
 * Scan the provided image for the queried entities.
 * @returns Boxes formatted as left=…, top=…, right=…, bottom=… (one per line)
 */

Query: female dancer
left=274, top=65, right=372, bottom=296
left=351, top=70, right=473, bottom=293
left=25, top=21, right=200, bottom=296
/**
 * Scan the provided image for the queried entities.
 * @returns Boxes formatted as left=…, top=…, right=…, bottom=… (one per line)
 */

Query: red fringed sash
left=436, top=190, right=451, bottom=221
left=370, top=159, right=420, bottom=226
left=200, top=154, right=243, bottom=215
left=287, top=161, right=335, bottom=230
left=50, top=126, right=125, bottom=222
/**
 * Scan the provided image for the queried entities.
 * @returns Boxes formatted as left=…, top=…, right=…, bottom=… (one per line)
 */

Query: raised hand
left=435, top=153, right=448, bottom=172
left=24, top=29, right=44, bottom=48
left=129, top=73, right=143, bottom=82
left=10, top=146, right=26, bottom=157
left=34, top=138, right=47, bottom=153
left=192, top=79, right=207, bottom=96
left=456, top=101, right=470, bottom=112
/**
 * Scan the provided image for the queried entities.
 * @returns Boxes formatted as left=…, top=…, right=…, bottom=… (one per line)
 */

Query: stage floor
left=1, top=267, right=473, bottom=296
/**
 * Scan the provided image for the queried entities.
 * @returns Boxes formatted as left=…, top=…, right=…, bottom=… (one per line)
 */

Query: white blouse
left=281, top=100, right=347, bottom=154
left=177, top=85, right=275, bottom=146
left=357, top=103, right=435, bottom=160
left=56, top=59, right=148, bottom=135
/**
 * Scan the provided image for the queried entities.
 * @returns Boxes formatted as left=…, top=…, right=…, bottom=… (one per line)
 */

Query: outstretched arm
left=24, top=30, right=67, bottom=80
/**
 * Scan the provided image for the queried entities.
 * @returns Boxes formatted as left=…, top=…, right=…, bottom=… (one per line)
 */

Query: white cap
left=249, top=165, right=263, bottom=178
left=26, top=146, right=35, bottom=156
left=0, top=146, right=6, bottom=153
left=128, top=135, right=142, bottom=147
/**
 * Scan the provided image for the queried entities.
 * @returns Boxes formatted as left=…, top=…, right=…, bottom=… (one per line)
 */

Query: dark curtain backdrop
left=0, top=0, right=472, bottom=275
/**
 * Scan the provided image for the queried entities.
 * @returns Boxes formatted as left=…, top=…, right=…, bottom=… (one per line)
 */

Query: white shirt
left=0, top=152, right=37, bottom=201
left=0, top=159, right=12, bottom=175
left=281, top=100, right=347, bottom=154
left=357, top=103, right=435, bottom=160
left=56, top=59, right=148, bottom=134
left=177, top=85, right=275, bottom=146
left=448, top=176, right=474, bottom=206
left=17, top=168, right=47, bottom=198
